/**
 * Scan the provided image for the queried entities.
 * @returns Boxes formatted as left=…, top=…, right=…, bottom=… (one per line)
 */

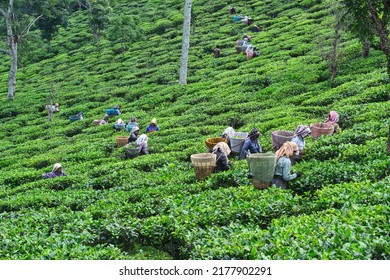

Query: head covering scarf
left=294, top=125, right=311, bottom=138
left=275, top=141, right=299, bottom=159
left=248, top=128, right=260, bottom=140
left=52, top=163, right=62, bottom=173
left=116, top=118, right=123, bottom=124
left=325, top=111, right=339, bottom=125
left=213, top=142, right=231, bottom=157
left=136, top=134, right=148, bottom=146
left=131, top=126, right=140, bottom=133
left=151, top=118, right=157, bottom=124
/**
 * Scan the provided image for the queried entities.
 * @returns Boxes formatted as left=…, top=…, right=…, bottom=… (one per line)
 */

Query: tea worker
left=272, top=142, right=301, bottom=189
left=290, top=125, right=311, bottom=155
left=113, top=118, right=126, bottom=131
left=324, top=110, right=341, bottom=134
left=42, top=163, right=67, bottom=179
left=128, top=126, right=140, bottom=143
left=212, top=142, right=232, bottom=172
left=242, top=34, right=252, bottom=42
left=146, top=118, right=159, bottom=133
left=106, top=105, right=121, bottom=117
left=240, top=128, right=263, bottom=159
left=214, top=46, right=221, bottom=58
left=99, top=114, right=109, bottom=125
left=126, top=117, right=139, bottom=132
left=45, top=103, right=59, bottom=121
left=53, top=103, right=60, bottom=112
left=136, top=134, right=149, bottom=155
left=228, top=6, right=236, bottom=14
left=221, top=126, right=236, bottom=148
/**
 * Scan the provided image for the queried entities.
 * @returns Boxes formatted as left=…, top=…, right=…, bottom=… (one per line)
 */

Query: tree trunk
left=387, top=125, right=390, bottom=155
left=367, top=1, right=390, bottom=78
left=362, top=39, right=370, bottom=58
left=7, top=39, right=17, bottom=100
left=179, top=0, right=192, bottom=85
left=3, top=0, right=17, bottom=100
left=330, top=7, right=341, bottom=82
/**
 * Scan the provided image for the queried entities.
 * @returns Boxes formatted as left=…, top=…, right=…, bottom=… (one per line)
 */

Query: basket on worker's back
left=230, top=132, right=248, bottom=154
left=310, top=122, right=334, bottom=140
left=205, top=137, right=227, bottom=150
left=271, top=130, right=294, bottom=150
left=246, top=153, right=276, bottom=190
left=190, top=153, right=216, bottom=181
left=69, top=115, right=79, bottom=123
left=93, top=119, right=101, bottom=126
left=125, top=144, right=141, bottom=159
left=116, top=136, right=128, bottom=147
left=114, top=123, right=126, bottom=130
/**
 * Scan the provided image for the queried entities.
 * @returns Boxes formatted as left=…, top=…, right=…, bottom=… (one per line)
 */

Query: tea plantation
left=0, top=0, right=389, bottom=260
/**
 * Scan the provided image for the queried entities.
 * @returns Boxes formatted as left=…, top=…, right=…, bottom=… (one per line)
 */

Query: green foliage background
left=0, top=0, right=389, bottom=260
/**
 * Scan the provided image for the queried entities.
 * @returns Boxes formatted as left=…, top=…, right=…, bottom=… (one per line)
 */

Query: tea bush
left=0, top=0, right=389, bottom=260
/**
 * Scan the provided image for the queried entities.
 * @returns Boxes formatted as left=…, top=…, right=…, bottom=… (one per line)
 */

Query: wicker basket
left=190, top=153, right=216, bottom=181
left=205, top=137, right=227, bottom=149
left=116, top=136, right=128, bottom=147
left=252, top=178, right=272, bottom=190
left=271, top=130, right=294, bottom=150
left=125, top=144, right=141, bottom=158
left=311, top=122, right=334, bottom=140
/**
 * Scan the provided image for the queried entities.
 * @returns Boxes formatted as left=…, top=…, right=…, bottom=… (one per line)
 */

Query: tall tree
left=179, top=0, right=192, bottom=85
left=319, top=2, right=345, bottom=82
left=342, top=0, right=390, bottom=77
left=0, top=0, right=68, bottom=100
left=107, top=14, right=141, bottom=54
left=88, top=0, right=112, bottom=41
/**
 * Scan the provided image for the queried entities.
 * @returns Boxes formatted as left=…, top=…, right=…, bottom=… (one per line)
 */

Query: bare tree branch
left=20, top=14, right=43, bottom=38
left=0, top=8, right=6, bottom=17
left=0, top=48, right=9, bottom=54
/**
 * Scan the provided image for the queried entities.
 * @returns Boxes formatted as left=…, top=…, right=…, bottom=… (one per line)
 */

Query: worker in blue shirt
left=146, top=118, right=160, bottom=133
left=240, top=128, right=263, bottom=159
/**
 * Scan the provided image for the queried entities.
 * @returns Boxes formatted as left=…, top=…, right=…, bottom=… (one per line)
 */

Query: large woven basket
left=125, top=144, right=141, bottom=158
left=252, top=178, right=272, bottom=190
left=311, top=122, right=334, bottom=140
left=116, top=136, right=128, bottom=147
left=230, top=132, right=248, bottom=154
left=205, top=137, right=227, bottom=149
left=190, top=153, right=216, bottom=181
left=271, top=130, right=294, bottom=150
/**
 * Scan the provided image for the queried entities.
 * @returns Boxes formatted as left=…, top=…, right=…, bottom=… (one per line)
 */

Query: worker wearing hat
left=146, top=118, right=160, bottom=133
left=42, top=163, right=67, bottom=179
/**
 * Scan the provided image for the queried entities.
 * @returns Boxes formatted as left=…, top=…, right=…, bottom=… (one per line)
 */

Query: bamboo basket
left=190, top=153, right=216, bottom=181
left=205, top=137, right=227, bottom=149
left=116, top=136, right=128, bottom=147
